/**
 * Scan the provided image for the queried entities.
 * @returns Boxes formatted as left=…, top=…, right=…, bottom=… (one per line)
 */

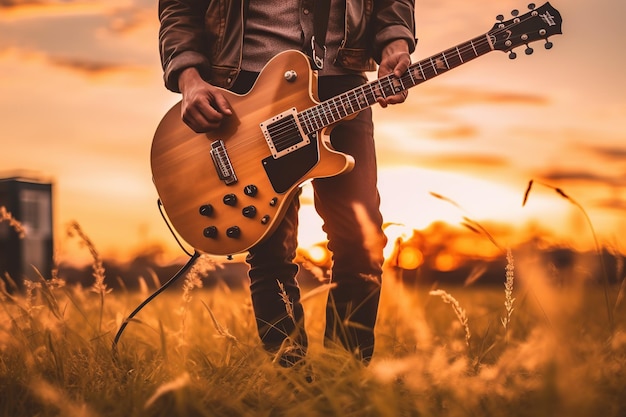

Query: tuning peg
left=528, top=3, right=536, bottom=10
left=511, top=9, right=519, bottom=17
left=545, top=40, right=554, bottom=50
left=496, top=14, right=504, bottom=22
left=525, top=46, right=534, bottom=55
left=509, top=51, right=517, bottom=60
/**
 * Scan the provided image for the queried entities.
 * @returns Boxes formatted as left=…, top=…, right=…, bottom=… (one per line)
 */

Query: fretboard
left=298, top=33, right=493, bottom=134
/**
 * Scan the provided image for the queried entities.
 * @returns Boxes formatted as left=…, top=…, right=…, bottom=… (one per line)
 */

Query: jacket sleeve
left=371, top=0, right=417, bottom=63
left=159, top=0, right=211, bottom=93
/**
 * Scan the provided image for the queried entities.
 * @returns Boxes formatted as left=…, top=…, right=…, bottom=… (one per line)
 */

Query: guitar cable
left=111, top=198, right=200, bottom=359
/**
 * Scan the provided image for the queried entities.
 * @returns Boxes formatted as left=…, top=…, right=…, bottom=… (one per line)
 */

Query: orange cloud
left=422, top=85, right=549, bottom=108
left=48, top=55, right=148, bottom=77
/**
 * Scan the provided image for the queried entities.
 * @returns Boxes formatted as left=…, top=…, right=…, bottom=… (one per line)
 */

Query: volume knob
left=226, top=226, right=241, bottom=238
left=199, top=204, right=214, bottom=217
left=242, top=205, right=257, bottom=218
left=223, top=193, right=237, bottom=206
left=203, top=226, right=218, bottom=238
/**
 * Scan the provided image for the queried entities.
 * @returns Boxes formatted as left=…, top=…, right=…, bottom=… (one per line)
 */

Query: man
left=158, top=0, right=416, bottom=365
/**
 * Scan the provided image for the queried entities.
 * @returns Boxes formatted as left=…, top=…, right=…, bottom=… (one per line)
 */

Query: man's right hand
left=178, top=67, right=232, bottom=133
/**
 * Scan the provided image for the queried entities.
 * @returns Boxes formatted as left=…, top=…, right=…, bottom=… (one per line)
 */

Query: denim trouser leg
left=246, top=191, right=307, bottom=362
left=246, top=74, right=387, bottom=363
left=314, top=76, right=387, bottom=362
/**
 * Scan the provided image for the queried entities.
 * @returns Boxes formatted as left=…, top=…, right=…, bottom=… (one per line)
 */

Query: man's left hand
left=378, top=39, right=412, bottom=107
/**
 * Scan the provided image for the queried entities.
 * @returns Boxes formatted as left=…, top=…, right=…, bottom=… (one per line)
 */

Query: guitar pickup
left=260, top=108, right=310, bottom=159
left=210, top=140, right=238, bottom=185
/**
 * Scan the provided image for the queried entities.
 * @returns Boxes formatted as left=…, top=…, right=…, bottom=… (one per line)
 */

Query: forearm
left=372, top=0, right=416, bottom=63
left=158, top=0, right=210, bottom=92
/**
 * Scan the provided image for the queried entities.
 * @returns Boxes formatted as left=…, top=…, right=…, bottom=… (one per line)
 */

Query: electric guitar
left=151, top=2, right=562, bottom=256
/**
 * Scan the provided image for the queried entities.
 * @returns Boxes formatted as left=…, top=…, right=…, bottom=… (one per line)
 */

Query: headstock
left=489, top=2, right=563, bottom=59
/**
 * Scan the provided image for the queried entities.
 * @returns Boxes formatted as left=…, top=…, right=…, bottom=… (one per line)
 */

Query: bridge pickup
left=210, top=140, right=237, bottom=185
left=260, top=107, right=310, bottom=159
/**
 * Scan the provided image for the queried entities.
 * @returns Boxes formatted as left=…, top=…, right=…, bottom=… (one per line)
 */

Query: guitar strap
left=310, top=0, right=331, bottom=70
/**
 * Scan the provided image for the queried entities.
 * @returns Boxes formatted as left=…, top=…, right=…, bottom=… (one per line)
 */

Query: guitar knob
left=261, top=215, right=270, bottom=225
left=223, top=193, right=237, bottom=206
left=242, top=205, right=257, bottom=218
left=244, top=184, right=258, bottom=197
left=226, top=226, right=241, bottom=238
left=199, top=204, right=214, bottom=217
left=203, top=226, right=218, bottom=238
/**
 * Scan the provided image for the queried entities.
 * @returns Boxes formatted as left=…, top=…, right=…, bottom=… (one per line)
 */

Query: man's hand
left=178, top=67, right=232, bottom=133
left=377, top=39, right=412, bottom=108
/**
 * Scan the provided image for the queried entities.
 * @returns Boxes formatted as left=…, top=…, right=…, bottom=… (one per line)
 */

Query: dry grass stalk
left=66, top=221, right=110, bottom=334
left=501, top=249, right=516, bottom=342
left=523, top=179, right=614, bottom=332
left=143, top=373, right=191, bottom=410
left=277, top=280, right=296, bottom=324
left=66, top=221, right=109, bottom=297
left=429, top=289, right=471, bottom=348
left=0, top=206, right=26, bottom=238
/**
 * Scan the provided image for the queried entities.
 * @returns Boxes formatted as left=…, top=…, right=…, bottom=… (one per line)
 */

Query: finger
left=393, top=53, right=412, bottom=77
left=183, top=105, right=223, bottom=133
left=212, top=93, right=233, bottom=116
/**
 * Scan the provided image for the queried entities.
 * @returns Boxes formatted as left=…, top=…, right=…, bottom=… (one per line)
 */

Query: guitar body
left=151, top=50, right=354, bottom=256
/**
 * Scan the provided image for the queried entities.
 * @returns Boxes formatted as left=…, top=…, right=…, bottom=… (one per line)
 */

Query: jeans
left=234, top=72, right=387, bottom=363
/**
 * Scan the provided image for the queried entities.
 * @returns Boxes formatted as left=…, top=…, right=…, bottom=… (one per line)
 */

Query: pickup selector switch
left=199, top=204, right=214, bottom=217
left=226, top=226, right=241, bottom=238
left=261, top=215, right=270, bottom=225
left=244, top=184, right=258, bottom=197
left=242, top=205, right=257, bottom=218
left=269, top=197, right=278, bottom=206
left=223, top=193, right=237, bottom=206
left=203, top=226, right=218, bottom=238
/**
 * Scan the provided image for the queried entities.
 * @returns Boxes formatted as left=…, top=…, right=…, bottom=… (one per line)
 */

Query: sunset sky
left=1, top=0, right=625, bottom=265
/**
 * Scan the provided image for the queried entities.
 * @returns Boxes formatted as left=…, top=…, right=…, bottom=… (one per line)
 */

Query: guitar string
left=219, top=11, right=547, bottom=154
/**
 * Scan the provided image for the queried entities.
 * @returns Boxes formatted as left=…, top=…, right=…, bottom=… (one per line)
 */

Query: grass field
left=1, top=231, right=625, bottom=417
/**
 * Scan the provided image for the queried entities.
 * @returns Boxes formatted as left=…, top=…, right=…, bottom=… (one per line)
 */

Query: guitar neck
left=298, top=33, right=493, bottom=134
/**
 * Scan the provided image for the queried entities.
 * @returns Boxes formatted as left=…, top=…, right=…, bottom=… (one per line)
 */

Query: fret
left=407, top=65, right=417, bottom=84
left=470, top=39, right=478, bottom=56
left=429, top=57, right=438, bottom=75
left=345, top=92, right=355, bottom=114
left=443, top=48, right=462, bottom=69
left=441, top=52, right=450, bottom=70
left=301, top=110, right=310, bottom=133
left=456, top=46, right=464, bottom=63
left=418, top=61, right=427, bottom=80
left=330, top=99, right=341, bottom=120
left=363, top=85, right=376, bottom=107
left=320, top=105, right=331, bottom=126
left=338, top=93, right=350, bottom=116
left=311, top=108, right=321, bottom=131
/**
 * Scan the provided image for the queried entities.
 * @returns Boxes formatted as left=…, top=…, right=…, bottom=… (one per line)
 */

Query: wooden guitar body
left=151, top=51, right=353, bottom=255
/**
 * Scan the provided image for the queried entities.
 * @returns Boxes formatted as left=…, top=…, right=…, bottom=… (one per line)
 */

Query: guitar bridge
left=260, top=108, right=310, bottom=159
left=210, top=140, right=237, bottom=185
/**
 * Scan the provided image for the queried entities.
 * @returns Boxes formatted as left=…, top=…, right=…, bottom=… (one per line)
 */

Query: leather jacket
left=159, top=0, right=416, bottom=92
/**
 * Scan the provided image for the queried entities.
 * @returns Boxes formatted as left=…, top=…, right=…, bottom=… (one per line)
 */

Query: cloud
left=421, top=85, right=549, bottom=108
left=585, top=144, right=626, bottom=163
left=539, top=169, right=626, bottom=188
left=48, top=55, right=147, bottom=77
left=430, top=124, right=478, bottom=140
left=594, top=198, right=626, bottom=212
